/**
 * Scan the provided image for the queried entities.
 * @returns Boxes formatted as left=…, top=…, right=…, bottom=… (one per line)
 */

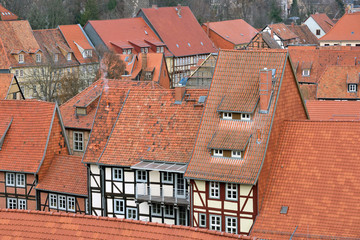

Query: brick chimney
left=141, top=53, right=147, bottom=70
left=175, top=86, right=186, bottom=102
left=176, top=4, right=182, bottom=17
left=259, top=68, right=272, bottom=113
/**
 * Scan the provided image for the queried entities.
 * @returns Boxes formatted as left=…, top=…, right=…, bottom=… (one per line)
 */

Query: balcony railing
left=135, top=183, right=189, bottom=205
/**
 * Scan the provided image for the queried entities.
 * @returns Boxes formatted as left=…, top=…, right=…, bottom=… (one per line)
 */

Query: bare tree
left=58, top=72, right=88, bottom=104
left=101, top=50, right=126, bottom=79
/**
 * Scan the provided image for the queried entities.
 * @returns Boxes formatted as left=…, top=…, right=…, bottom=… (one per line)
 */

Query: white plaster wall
left=107, top=199, right=113, bottom=212
left=125, top=183, right=134, bottom=194
left=240, top=218, right=253, bottom=233
left=304, top=17, right=326, bottom=39
left=224, top=201, right=237, bottom=211
left=125, top=170, right=134, bottom=182
left=113, top=182, right=123, bottom=193
left=90, top=164, right=100, bottom=174
left=195, top=180, right=206, bottom=191
left=208, top=200, right=221, bottom=209
left=105, top=182, right=111, bottom=193
left=139, top=202, right=149, bottom=214
left=92, top=192, right=102, bottom=208
left=163, top=185, right=173, bottom=197
left=127, top=200, right=136, bottom=207
left=105, top=167, right=112, bottom=180
left=240, top=185, right=252, bottom=196
left=164, top=219, right=175, bottom=225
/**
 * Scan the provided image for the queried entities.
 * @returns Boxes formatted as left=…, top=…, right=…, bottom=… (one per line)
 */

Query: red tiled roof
left=0, top=209, right=253, bottom=239
left=252, top=120, right=360, bottom=239
left=310, top=13, right=334, bottom=33
left=0, top=4, right=18, bottom=21
left=268, top=23, right=298, bottom=40
left=36, top=154, right=87, bottom=196
left=94, top=88, right=207, bottom=166
left=320, top=12, right=360, bottom=41
left=286, top=24, right=319, bottom=45
left=316, top=65, right=360, bottom=99
left=306, top=100, right=360, bottom=120
left=207, top=130, right=252, bottom=151
left=0, top=100, right=56, bottom=173
left=140, top=6, right=217, bottom=57
left=0, top=73, right=14, bottom=99
left=185, top=50, right=288, bottom=183
left=203, top=19, right=258, bottom=45
left=298, top=84, right=317, bottom=100
left=59, top=24, right=99, bottom=65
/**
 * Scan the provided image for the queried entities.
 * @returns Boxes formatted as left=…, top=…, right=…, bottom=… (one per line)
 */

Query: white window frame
left=223, top=112, right=232, bottom=119
left=231, top=150, right=242, bottom=158
left=113, top=168, right=123, bottom=181
left=6, top=173, right=15, bottom=186
left=85, top=199, right=89, bottom=214
left=73, top=131, right=84, bottom=151
left=7, top=198, right=17, bottom=209
left=164, top=205, right=174, bottom=217
left=58, top=195, right=66, bottom=210
left=18, top=54, right=24, bottom=63
left=15, top=70, right=19, bottom=77
left=213, top=149, right=223, bottom=157
left=54, top=53, right=58, bottom=62
left=36, top=53, right=41, bottom=63
left=67, top=196, right=75, bottom=212
left=348, top=84, right=357, bottom=93
left=136, top=170, right=147, bottom=182
left=20, top=70, right=24, bottom=77
left=114, top=199, right=124, bottom=214
left=18, top=199, right=26, bottom=210
left=162, top=172, right=173, bottom=184
left=199, top=213, right=206, bottom=227
left=49, top=194, right=57, bottom=209
left=209, top=182, right=220, bottom=199
left=209, top=215, right=221, bottom=231
left=151, top=203, right=162, bottom=216
left=302, top=69, right=310, bottom=76
left=16, top=173, right=25, bottom=187
left=226, top=183, right=238, bottom=201
left=67, top=53, right=71, bottom=61
left=225, top=216, right=237, bottom=234
left=86, top=50, right=92, bottom=57
left=126, top=207, right=137, bottom=220
left=241, top=113, right=250, bottom=121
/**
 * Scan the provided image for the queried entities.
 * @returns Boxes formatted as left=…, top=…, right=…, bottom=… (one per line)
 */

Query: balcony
left=135, top=183, right=189, bottom=206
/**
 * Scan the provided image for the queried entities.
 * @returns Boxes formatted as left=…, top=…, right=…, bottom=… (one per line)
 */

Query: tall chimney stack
left=259, top=68, right=272, bottom=113
left=175, top=86, right=186, bottom=103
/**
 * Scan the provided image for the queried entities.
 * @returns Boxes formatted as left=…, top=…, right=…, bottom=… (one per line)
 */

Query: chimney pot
left=175, top=86, right=186, bottom=102
left=259, top=69, right=272, bottom=113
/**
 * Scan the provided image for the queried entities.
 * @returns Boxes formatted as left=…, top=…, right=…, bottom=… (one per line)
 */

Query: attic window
left=141, top=47, right=149, bottom=53
left=18, top=54, right=24, bottom=63
left=156, top=46, right=164, bottom=53
left=83, top=50, right=92, bottom=58
left=145, top=71, right=153, bottom=80
left=241, top=113, right=251, bottom=121
left=348, top=84, right=357, bottom=93
left=123, top=48, right=132, bottom=54
left=67, top=53, right=71, bottom=61
left=231, top=151, right=241, bottom=158
left=36, top=54, right=41, bottom=63
left=302, top=69, right=310, bottom=76
left=223, top=112, right=232, bottom=119
left=213, top=149, right=223, bottom=157
left=280, top=206, right=288, bottom=214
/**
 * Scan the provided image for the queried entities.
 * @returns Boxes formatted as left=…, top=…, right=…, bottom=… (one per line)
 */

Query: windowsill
left=211, top=156, right=243, bottom=160
left=208, top=196, right=220, bottom=200
left=114, top=211, right=124, bottom=214
left=113, top=178, right=123, bottom=182
left=73, top=149, right=84, bottom=152
left=225, top=197, right=238, bottom=201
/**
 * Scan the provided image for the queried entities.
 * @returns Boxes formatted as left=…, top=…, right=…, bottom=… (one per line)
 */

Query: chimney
left=141, top=53, right=147, bottom=70
left=259, top=68, right=272, bottom=113
left=270, top=29, right=274, bottom=39
left=152, top=4, right=157, bottom=9
left=176, top=4, right=182, bottom=17
left=256, top=129, right=262, bottom=144
left=175, top=86, right=186, bottom=103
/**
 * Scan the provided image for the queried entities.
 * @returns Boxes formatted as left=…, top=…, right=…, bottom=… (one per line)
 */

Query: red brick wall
left=257, top=58, right=308, bottom=211
left=159, top=58, right=171, bottom=89
left=201, top=25, right=235, bottom=50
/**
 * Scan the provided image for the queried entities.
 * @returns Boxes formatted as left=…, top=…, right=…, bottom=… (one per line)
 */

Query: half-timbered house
left=185, top=49, right=308, bottom=234
left=0, top=73, right=24, bottom=100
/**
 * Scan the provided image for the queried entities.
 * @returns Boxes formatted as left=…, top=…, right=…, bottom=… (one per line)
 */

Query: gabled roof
left=90, top=88, right=207, bottom=166
left=252, top=120, right=360, bottom=239
left=59, top=24, right=99, bottom=65
left=0, top=73, right=15, bottom=99
left=0, top=209, right=252, bottom=240
left=320, top=12, right=360, bottom=41
left=36, top=154, right=87, bottom=196
left=203, top=19, right=258, bottom=45
left=287, top=24, right=319, bottom=45
left=139, top=6, right=217, bottom=57
left=0, top=4, right=18, bottom=21
left=0, top=100, right=56, bottom=173
left=185, top=50, right=288, bottom=183
left=268, top=23, right=298, bottom=40
left=309, top=13, right=334, bottom=33
left=316, top=65, right=360, bottom=99
left=306, top=100, right=360, bottom=120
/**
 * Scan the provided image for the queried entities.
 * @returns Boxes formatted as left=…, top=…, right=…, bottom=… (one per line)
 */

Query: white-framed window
left=114, top=199, right=124, bottom=214
left=7, top=198, right=17, bottom=209
left=302, top=69, right=310, bottom=76
left=223, top=112, right=232, bottom=119
left=49, top=194, right=57, bottom=208
left=136, top=170, right=147, bottom=182
left=67, top=197, right=75, bottom=212
left=156, top=46, right=164, bottom=53
left=18, top=199, right=26, bottom=210
left=73, top=132, right=84, bottom=151
left=58, top=195, right=66, bottom=210
left=113, top=168, right=123, bottom=181
left=15, top=70, right=19, bottom=77
left=123, top=49, right=132, bottom=54
left=16, top=173, right=25, bottom=187
left=231, top=151, right=241, bottom=158
left=18, top=54, right=24, bottom=63
left=151, top=203, right=162, bottom=216
left=241, top=113, right=250, bottom=121
left=36, top=53, right=41, bottom=63
left=225, top=216, right=237, bottom=234
left=162, top=172, right=173, bottom=183
left=209, top=182, right=220, bottom=199
left=199, top=213, right=206, bottom=227
left=6, top=173, right=15, bottom=186
left=86, top=50, right=92, bottom=57
left=20, top=70, right=24, bottom=77
left=164, top=205, right=174, bottom=217
left=141, top=47, right=149, bottom=53
left=210, top=215, right=221, bottom=231
left=67, top=53, right=71, bottom=61
left=213, top=149, right=223, bottom=157
left=226, top=183, right=238, bottom=201
left=348, top=84, right=357, bottom=93
left=54, top=53, right=58, bottom=62
left=126, top=207, right=137, bottom=220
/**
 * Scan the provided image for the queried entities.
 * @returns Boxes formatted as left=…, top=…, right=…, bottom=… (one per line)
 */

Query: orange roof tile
left=286, top=24, right=318, bottom=45
left=306, top=100, right=360, bottom=120
left=320, top=12, right=360, bottom=41
left=316, top=65, right=360, bottom=99
left=268, top=23, right=298, bottom=40
left=140, top=6, right=217, bottom=57
left=36, top=154, right=87, bottom=196
left=0, top=4, right=18, bottom=21
left=310, top=13, right=334, bottom=33
left=0, top=100, right=56, bottom=173
left=298, top=84, right=317, bottom=100
left=185, top=50, right=288, bottom=183
left=252, top=120, right=360, bottom=239
left=93, top=88, right=207, bottom=166
left=0, top=73, right=14, bottom=99
left=59, top=24, right=99, bottom=65
left=203, top=19, right=258, bottom=45
left=0, top=209, right=253, bottom=239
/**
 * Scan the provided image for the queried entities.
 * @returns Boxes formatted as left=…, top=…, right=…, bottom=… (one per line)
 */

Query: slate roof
left=36, top=154, right=87, bottom=196
left=203, top=19, right=258, bottom=45
left=90, top=88, right=207, bottom=166
left=306, top=100, right=360, bottom=120
left=287, top=24, right=319, bottom=45
left=320, top=12, right=360, bottom=41
left=0, top=209, right=253, bottom=240
left=139, top=6, right=217, bottom=57
left=252, top=120, right=360, bottom=239
left=268, top=23, right=298, bottom=40
left=185, top=50, right=288, bottom=184
left=59, top=24, right=99, bottom=65
left=316, top=65, right=360, bottom=99
left=0, top=4, right=18, bottom=20
left=0, top=73, right=14, bottom=99
left=310, top=13, right=334, bottom=33
left=0, top=100, right=56, bottom=173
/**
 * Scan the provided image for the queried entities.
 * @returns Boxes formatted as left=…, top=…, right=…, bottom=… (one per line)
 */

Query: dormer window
left=141, top=47, right=149, bottom=53
left=82, top=50, right=92, bottom=58
left=145, top=71, right=153, bottom=80
left=76, top=107, right=86, bottom=115
left=241, top=113, right=250, bottom=121
left=36, top=54, right=41, bottom=63
left=223, top=112, right=232, bottom=119
left=213, top=149, right=223, bottom=157
left=348, top=84, right=357, bottom=93
left=156, top=46, right=164, bottom=53
left=18, top=54, right=24, bottom=63
left=123, top=48, right=132, bottom=54
left=54, top=54, right=58, bottom=62
left=231, top=151, right=242, bottom=158
left=67, top=53, right=71, bottom=61
left=302, top=69, right=310, bottom=76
